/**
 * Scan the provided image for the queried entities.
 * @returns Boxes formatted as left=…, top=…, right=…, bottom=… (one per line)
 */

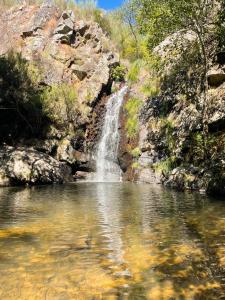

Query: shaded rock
left=208, top=83, right=225, bottom=131
left=207, top=66, right=225, bottom=87
left=0, top=147, right=71, bottom=186
left=74, top=20, right=89, bottom=36
left=0, top=171, right=10, bottom=187
left=207, top=177, right=225, bottom=196
left=74, top=171, right=89, bottom=180
left=56, top=139, right=77, bottom=164
left=0, top=3, right=118, bottom=186
left=207, top=156, right=225, bottom=196
left=56, top=139, right=94, bottom=172
left=56, top=139, right=89, bottom=164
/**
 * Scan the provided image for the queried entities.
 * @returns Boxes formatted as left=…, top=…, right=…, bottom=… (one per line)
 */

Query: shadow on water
left=0, top=183, right=224, bottom=299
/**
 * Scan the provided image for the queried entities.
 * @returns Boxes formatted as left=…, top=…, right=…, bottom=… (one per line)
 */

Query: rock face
left=207, top=66, right=225, bottom=87
left=0, top=2, right=119, bottom=185
left=134, top=31, right=225, bottom=196
left=0, top=147, right=71, bottom=186
left=0, top=2, right=118, bottom=102
left=54, top=10, right=75, bottom=43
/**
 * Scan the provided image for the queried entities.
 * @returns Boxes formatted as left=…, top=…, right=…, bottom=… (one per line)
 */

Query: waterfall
left=95, top=86, right=127, bottom=182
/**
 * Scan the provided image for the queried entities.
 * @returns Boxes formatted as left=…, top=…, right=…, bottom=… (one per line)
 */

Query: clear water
left=0, top=183, right=225, bottom=299
left=95, top=86, right=127, bottom=182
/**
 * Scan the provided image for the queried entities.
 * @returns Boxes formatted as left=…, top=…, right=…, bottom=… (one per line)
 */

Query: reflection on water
left=96, top=184, right=124, bottom=265
left=0, top=183, right=225, bottom=299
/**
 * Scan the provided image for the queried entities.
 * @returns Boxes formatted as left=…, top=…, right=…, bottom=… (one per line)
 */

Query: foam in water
left=94, top=86, right=128, bottom=182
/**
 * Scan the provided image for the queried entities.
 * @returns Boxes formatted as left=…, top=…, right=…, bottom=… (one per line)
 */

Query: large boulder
left=0, top=147, right=71, bottom=186
left=154, top=30, right=197, bottom=73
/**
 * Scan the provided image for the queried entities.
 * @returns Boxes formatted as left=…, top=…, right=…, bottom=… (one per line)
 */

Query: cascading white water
left=95, top=86, right=128, bottom=182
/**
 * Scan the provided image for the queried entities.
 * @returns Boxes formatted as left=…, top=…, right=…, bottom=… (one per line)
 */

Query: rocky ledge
left=0, top=147, right=71, bottom=186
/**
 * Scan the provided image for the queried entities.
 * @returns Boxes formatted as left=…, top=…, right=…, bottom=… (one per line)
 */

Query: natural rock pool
left=0, top=183, right=225, bottom=299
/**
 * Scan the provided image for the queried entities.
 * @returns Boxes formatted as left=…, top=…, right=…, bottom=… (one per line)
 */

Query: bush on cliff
left=0, top=52, right=84, bottom=141
left=125, top=97, right=142, bottom=138
left=0, top=52, right=45, bottom=141
left=41, top=83, right=79, bottom=127
left=111, top=65, right=126, bottom=82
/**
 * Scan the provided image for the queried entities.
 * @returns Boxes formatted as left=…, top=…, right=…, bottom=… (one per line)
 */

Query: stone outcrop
left=0, top=147, right=71, bottom=186
left=0, top=2, right=118, bottom=100
left=133, top=31, right=225, bottom=196
left=53, top=10, right=75, bottom=43
left=0, top=2, right=119, bottom=104
left=0, top=2, right=119, bottom=185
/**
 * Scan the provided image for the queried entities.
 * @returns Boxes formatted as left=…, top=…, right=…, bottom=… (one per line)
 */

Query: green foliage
left=160, top=118, right=176, bottom=154
left=41, top=83, right=78, bottom=126
left=125, top=97, right=142, bottom=138
left=105, top=9, right=144, bottom=61
left=0, top=52, right=44, bottom=140
left=186, top=132, right=205, bottom=163
left=153, top=156, right=177, bottom=174
left=131, top=0, right=215, bottom=50
left=131, top=161, right=141, bottom=170
left=194, top=132, right=204, bottom=146
left=131, top=147, right=141, bottom=158
left=141, top=77, right=161, bottom=97
left=127, top=60, right=141, bottom=82
left=93, top=9, right=112, bottom=35
left=149, top=117, right=176, bottom=155
left=111, top=65, right=126, bottom=82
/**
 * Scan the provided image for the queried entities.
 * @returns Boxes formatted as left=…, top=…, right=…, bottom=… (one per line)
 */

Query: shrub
left=127, top=60, right=141, bottom=82
left=0, top=52, right=44, bottom=140
left=125, top=97, right=142, bottom=138
left=93, top=9, right=112, bottom=35
left=131, top=162, right=141, bottom=170
left=131, top=147, right=141, bottom=158
left=41, top=83, right=78, bottom=126
left=141, top=77, right=161, bottom=97
left=153, top=156, right=177, bottom=174
left=111, top=65, right=126, bottom=82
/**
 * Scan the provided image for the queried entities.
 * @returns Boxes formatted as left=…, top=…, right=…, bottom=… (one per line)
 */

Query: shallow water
left=0, top=183, right=225, bottom=299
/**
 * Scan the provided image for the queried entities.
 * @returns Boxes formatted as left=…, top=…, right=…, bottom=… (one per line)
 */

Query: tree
left=119, top=0, right=141, bottom=59
left=129, top=0, right=220, bottom=150
left=0, top=52, right=46, bottom=141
